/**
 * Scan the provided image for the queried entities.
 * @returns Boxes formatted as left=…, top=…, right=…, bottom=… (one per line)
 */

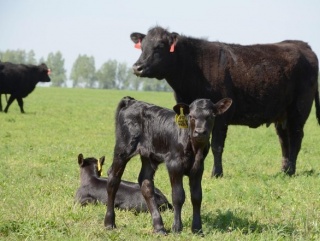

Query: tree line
left=0, top=49, right=172, bottom=92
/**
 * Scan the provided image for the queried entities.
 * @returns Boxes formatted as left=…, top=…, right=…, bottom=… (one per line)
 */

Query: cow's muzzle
left=132, top=64, right=143, bottom=76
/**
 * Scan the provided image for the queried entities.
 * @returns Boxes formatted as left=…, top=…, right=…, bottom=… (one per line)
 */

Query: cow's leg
left=104, top=156, right=129, bottom=229
left=189, top=163, right=204, bottom=234
left=211, top=123, right=228, bottom=177
left=16, top=97, right=25, bottom=113
left=0, top=94, right=2, bottom=112
left=4, top=95, right=16, bottom=113
left=275, top=123, right=290, bottom=173
left=138, top=156, right=166, bottom=234
left=169, top=169, right=185, bottom=232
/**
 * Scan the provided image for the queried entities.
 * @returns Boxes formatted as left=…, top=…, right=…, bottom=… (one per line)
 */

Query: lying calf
left=105, top=96, right=232, bottom=234
left=75, top=153, right=172, bottom=212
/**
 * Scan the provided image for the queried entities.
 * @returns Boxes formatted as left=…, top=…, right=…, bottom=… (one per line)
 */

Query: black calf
left=105, top=97, right=232, bottom=234
left=75, top=154, right=172, bottom=212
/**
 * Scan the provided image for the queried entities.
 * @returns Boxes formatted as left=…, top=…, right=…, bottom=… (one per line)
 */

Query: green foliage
left=46, top=51, right=67, bottom=87
left=70, top=55, right=96, bottom=88
left=1, top=87, right=320, bottom=240
left=0, top=49, right=37, bottom=64
left=96, top=60, right=117, bottom=89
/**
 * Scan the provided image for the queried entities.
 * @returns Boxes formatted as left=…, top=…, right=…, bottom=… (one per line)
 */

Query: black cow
left=75, top=154, right=172, bottom=212
left=104, top=96, right=232, bottom=234
left=130, top=26, right=320, bottom=177
left=0, top=62, right=51, bottom=113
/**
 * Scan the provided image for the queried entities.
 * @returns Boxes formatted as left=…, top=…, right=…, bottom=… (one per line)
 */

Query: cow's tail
left=315, top=89, right=320, bottom=125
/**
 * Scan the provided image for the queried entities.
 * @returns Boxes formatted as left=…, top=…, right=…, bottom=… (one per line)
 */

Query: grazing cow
left=104, top=96, right=232, bottom=234
left=75, top=154, right=173, bottom=212
left=0, top=62, right=51, bottom=113
left=130, top=26, right=320, bottom=177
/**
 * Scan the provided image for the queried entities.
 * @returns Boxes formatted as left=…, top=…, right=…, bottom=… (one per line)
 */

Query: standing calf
left=75, top=154, right=172, bottom=212
left=0, top=62, right=51, bottom=113
left=105, top=96, right=232, bottom=234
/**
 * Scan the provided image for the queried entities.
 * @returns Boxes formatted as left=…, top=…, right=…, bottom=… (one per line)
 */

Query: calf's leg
left=169, top=169, right=185, bottom=232
left=138, top=156, right=166, bottom=234
left=189, top=164, right=204, bottom=234
left=104, top=159, right=128, bottom=229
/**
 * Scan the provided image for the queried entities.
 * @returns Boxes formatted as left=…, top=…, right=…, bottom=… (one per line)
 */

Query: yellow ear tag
left=175, top=107, right=188, bottom=128
left=97, top=160, right=102, bottom=176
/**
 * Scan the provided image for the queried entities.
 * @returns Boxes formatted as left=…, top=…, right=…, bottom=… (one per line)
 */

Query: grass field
left=1, top=87, right=320, bottom=241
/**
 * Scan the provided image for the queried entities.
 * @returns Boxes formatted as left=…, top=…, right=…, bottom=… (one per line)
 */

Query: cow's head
left=174, top=98, right=232, bottom=143
left=39, top=63, right=51, bottom=82
left=131, top=26, right=179, bottom=80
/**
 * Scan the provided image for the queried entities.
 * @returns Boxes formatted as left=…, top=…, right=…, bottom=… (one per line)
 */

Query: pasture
left=0, top=87, right=319, bottom=240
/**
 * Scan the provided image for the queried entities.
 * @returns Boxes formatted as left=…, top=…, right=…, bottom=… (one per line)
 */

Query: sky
left=1, top=0, right=320, bottom=78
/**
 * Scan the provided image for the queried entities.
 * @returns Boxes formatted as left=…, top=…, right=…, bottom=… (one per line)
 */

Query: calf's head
left=131, top=26, right=179, bottom=79
left=78, top=153, right=105, bottom=177
left=174, top=98, right=232, bottom=143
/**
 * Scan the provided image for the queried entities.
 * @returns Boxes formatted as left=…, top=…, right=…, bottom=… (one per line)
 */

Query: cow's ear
left=130, top=32, right=146, bottom=47
left=169, top=32, right=179, bottom=52
left=173, top=103, right=190, bottom=115
left=213, top=98, right=232, bottom=116
left=78, top=153, right=84, bottom=166
left=100, top=156, right=105, bottom=166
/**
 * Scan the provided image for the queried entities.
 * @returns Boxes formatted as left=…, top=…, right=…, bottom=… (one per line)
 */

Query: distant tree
left=26, top=50, right=37, bottom=64
left=142, top=78, right=172, bottom=92
left=96, top=60, right=117, bottom=89
left=46, top=51, right=67, bottom=87
left=117, top=62, right=142, bottom=90
left=0, top=49, right=25, bottom=63
left=70, top=55, right=96, bottom=88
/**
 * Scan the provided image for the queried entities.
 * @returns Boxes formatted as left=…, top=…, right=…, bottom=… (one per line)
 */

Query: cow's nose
left=132, top=65, right=143, bottom=76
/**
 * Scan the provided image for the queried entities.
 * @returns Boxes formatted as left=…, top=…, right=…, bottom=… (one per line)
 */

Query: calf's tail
left=315, top=89, right=320, bottom=125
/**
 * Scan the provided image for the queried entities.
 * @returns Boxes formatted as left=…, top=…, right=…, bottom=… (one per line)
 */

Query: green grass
left=0, top=87, right=319, bottom=240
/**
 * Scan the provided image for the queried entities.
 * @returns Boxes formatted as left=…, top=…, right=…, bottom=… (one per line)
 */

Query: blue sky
left=1, top=0, right=319, bottom=77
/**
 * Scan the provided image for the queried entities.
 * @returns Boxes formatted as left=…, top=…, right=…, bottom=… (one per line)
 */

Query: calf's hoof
left=154, top=228, right=167, bottom=235
left=211, top=169, right=223, bottom=178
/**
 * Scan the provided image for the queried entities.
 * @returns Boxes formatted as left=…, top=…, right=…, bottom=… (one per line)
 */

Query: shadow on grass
left=202, top=209, right=295, bottom=236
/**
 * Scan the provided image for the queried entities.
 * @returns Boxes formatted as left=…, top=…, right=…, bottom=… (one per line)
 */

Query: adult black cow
left=130, top=26, right=320, bottom=177
left=0, top=62, right=51, bottom=113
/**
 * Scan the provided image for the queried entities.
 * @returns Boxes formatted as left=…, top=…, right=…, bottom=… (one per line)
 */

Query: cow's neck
left=166, top=37, right=221, bottom=104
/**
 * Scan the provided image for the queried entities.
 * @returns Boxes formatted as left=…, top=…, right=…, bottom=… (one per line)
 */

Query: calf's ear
left=173, top=103, right=190, bottom=115
left=100, top=156, right=105, bottom=166
left=78, top=153, right=84, bottom=166
left=214, top=98, right=233, bottom=116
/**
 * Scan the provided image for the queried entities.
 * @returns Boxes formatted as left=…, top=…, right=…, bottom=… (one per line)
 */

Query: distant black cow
left=75, top=154, right=172, bottom=213
left=0, top=62, right=51, bottom=113
left=104, top=96, right=232, bottom=234
left=130, top=26, right=320, bottom=177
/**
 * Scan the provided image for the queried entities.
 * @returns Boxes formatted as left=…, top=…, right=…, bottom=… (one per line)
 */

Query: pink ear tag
left=47, top=69, right=51, bottom=75
left=170, top=43, right=175, bottom=52
left=134, top=40, right=141, bottom=49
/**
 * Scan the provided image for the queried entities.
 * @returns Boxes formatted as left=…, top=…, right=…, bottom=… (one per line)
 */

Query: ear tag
left=134, top=40, right=141, bottom=49
left=47, top=69, right=51, bottom=75
left=170, top=43, right=175, bottom=52
left=97, top=160, right=102, bottom=176
left=175, top=107, right=188, bottom=128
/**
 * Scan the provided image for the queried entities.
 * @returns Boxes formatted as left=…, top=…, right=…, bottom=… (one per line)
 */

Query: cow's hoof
left=192, top=229, right=204, bottom=236
left=105, top=224, right=116, bottom=230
